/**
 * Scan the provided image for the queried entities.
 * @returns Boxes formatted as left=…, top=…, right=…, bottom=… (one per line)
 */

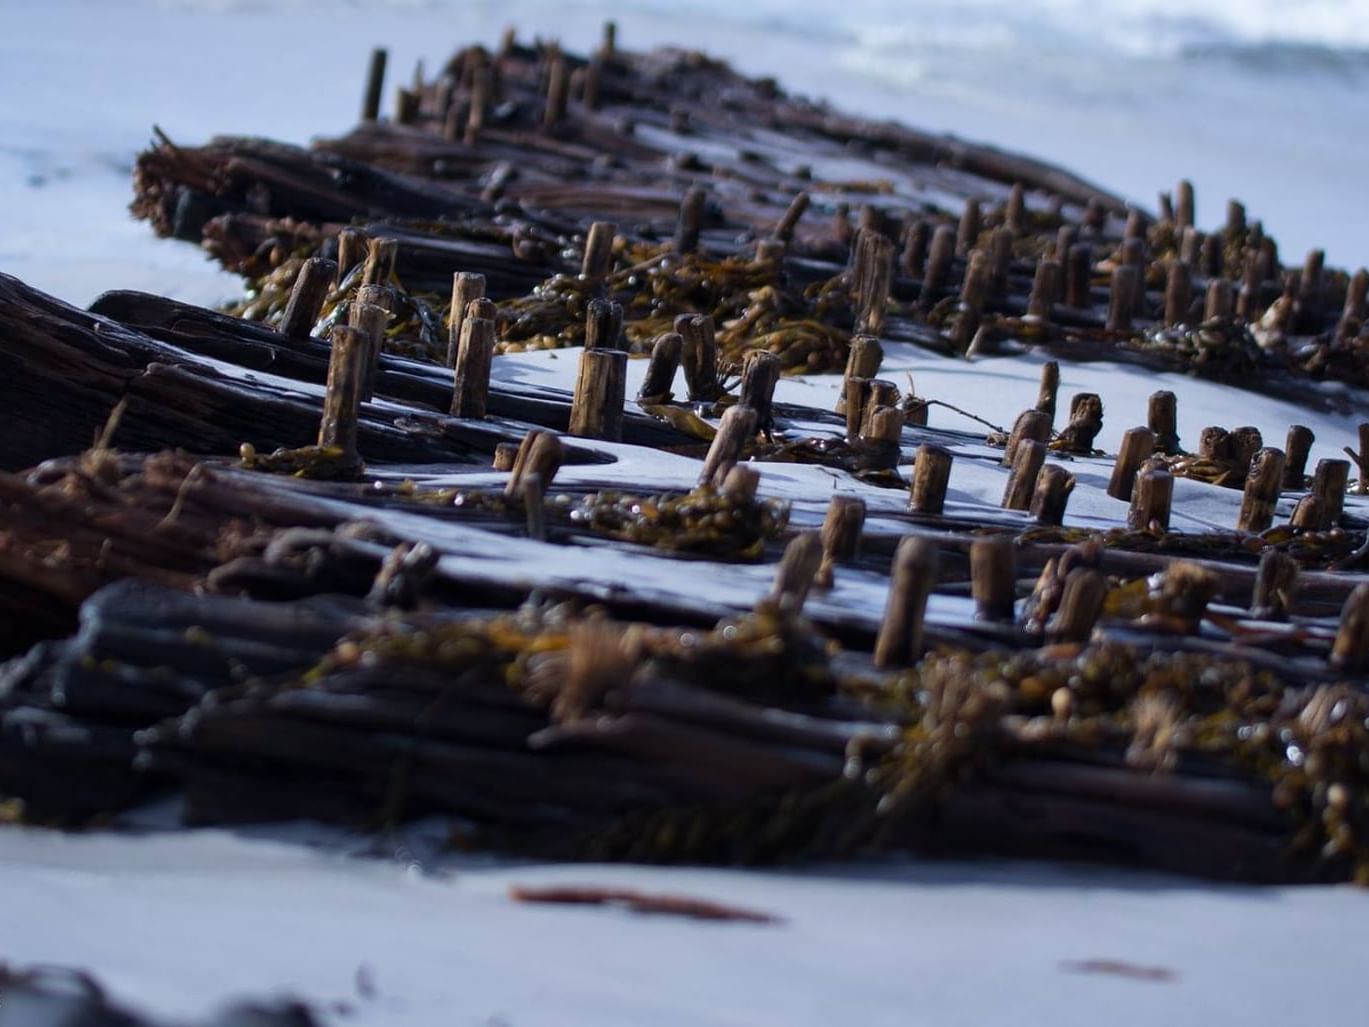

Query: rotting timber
left=3, top=30, right=1369, bottom=885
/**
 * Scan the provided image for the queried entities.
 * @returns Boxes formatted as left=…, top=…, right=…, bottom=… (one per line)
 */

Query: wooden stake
left=1026, top=259, right=1060, bottom=325
left=544, top=55, right=569, bottom=129
left=1036, top=360, right=1060, bottom=422
left=360, top=237, right=397, bottom=288
left=1347, top=423, right=1369, bottom=494
left=1251, top=549, right=1297, bottom=621
left=1055, top=224, right=1077, bottom=262
left=278, top=257, right=336, bottom=341
left=568, top=348, right=627, bottom=440
left=1331, top=583, right=1369, bottom=673
left=844, top=377, right=871, bottom=441
left=956, top=198, right=981, bottom=256
left=1337, top=268, right=1368, bottom=338
left=1282, top=425, right=1314, bottom=489
left=1128, top=461, right=1173, bottom=532
left=769, top=533, right=823, bottom=614
left=901, top=220, right=931, bottom=277
left=1106, top=264, right=1141, bottom=331
left=699, top=405, right=758, bottom=485
left=584, top=298, right=624, bottom=350
left=874, top=537, right=939, bottom=668
left=675, top=187, right=708, bottom=255
left=919, top=225, right=957, bottom=311
left=362, top=48, right=388, bottom=122
left=522, top=471, right=547, bottom=542
left=1057, top=393, right=1103, bottom=453
left=720, top=465, right=760, bottom=502
left=318, top=325, right=366, bottom=460
left=1121, top=237, right=1146, bottom=269
left=1201, top=234, right=1223, bottom=278
left=394, top=87, right=419, bottom=126
left=1198, top=426, right=1232, bottom=462
left=581, top=221, right=617, bottom=278
left=465, top=65, right=490, bottom=144
left=1144, top=391, right=1178, bottom=455
left=638, top=332, right=683, bottom=403
left=1175, top=179, right=1195, bottom=230
left=1296, top=248, right=1325, bottom=329
left=909, top=444, right=953, bottom=516
left=853, top=230, right=894, bottom=334
left=446, top=272, right=487, bottom=369
left=989, top=227, right=1014, bottom=295
left=1312, top=458, right=1350, bottom=527
left=1004, top=183, right=1027, bottom=235
left=740, top=350, right=780, bottom=430
left=1226, top=199, right=1246, bottom=237
left=1107, top=427, right=1156, bottom=501
left=1289, top=494, right=1327, bottom=531
left=1179, top=227, right=1202, bottom=267
left=1163, top=261, right=1192, bottom=327
left=677, top=314, right=721, bottom=402
left=951, top=250, right=991, bottom=352
left=1082, top=198, right=1106, bottom=235
left=1046, top=567, right=1105, bottom=643
left=493, top=442, right=519, bottom=472
left=970, top=537, right=1016, bottom=621
left=335, top=228, right=368, bottom=285
left=348, top=300, right=389, bottom=403
left=1030, top=465, right=1075, bottom=526
left=1204, top=279, right=1234, bottom=321
left=1124, top=208, right=1146, bottom=243
left=1065, top=243, right=1093, bottom=308
left=1002, top=439, right=1046, bottom=511
left=505, top=429, right=563, bottom=498
left=816, top=495, right=866, bottom=588
left=450, top=316, right=496, bottom=419
left=836, top=335, right=883, bottom=415
left=775, top=192, right=810, bottom=243
left=1237, top=448, right=1286, bottom=533
left=1229, top=427, right=1263, bottom=474
left=1002, top=409, right=1052, bottom=467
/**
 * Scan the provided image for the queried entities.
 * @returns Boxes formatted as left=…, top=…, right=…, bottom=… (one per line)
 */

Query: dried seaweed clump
left=570, top=484, right=788, bottom=558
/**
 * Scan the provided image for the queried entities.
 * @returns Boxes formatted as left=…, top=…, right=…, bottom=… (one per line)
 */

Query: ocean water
left=1, top=0, right=1367, bottom=304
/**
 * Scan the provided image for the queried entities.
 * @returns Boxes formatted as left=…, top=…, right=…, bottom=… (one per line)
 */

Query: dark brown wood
left=909, top=444, right=953, bottom=516
left=989, top=227, right=1014, bottom=294
left=1331, top=583, right=1369, bottom=673
left=1204, top=278, right=1234, bottom=321
left=1106, top=264, right=1141, bottom=331
left=522, top=471, right=547, bottom=542
left=853, top=230, right=894, bottom=334
left=335, top=227, right=367, bottom=284
left=770, top=533, right=823, bottom=614
left=1003, top=409, right=1052, bottom=467
left=1148, top=391, right=1179, bottom=455
left=836, top=334, right=882, bottom=415
left=901, top=220, right=931, bottom=277
left=1163, top=261, right=1192, bottom=327
left=318, top=325, right=366, bottom=460
left=919, top=226, right=957, bottom=311
left=446, top=272, right=486, bottom=369
left=1251, top=549, right=1298, bottom=621
left=1128, top=461, right=1173, bottom=532
left=361, top=237, right=397, bottom=288
left=348, top=300, right=389, bottom=403
left=1229, top=427, right=1263, bottom=473
left=971, top=537, right=1016, bottom=622
left=952, top=250, right=991, bottom=351
left=775, top=192, right=810, bottom=243
left=568, top=348, right=627, bottom=440
left=505, top=429, right=564, bottom=498
left=1047, top=567, right=1106, bottom=643
left=1337, top=268, right=1368, bottom=338
left=1282, top=425, right=1314, bottom=489
left=1348, top=424, right=1369, bottom=494
left=1124, top=208, right=1146, bottom=242
left=720, top=465, right=760, bottom=502
left=699, top=405, right=758, bottom=485
left=1065, top=243, right=1092, bottom=308
left=1057, top=393, right=1103, bottom=453
left=1312, top=458, right=1350, bottom=527
left=1236, top=448, right=1286, bottom=533
left=1179, top=227, right=1202, bottom=267
left=638, top=332, right=683, bottom=402
left=1226, top=199, right=1246, bottom=237
left=1026, top=259, right=1060, bottom=325
left=581, top=221, right=617, bottom=278
left=1201, top=234, right=1223, bottom=278
left=492, top=442, right=519, bottom=472
left=1002, top=439, right=1046, bottom=511
left=874, top=537, right=939, bottom=668
left=956, top=198, right=982, bottom=256
left=544, top=55, right=570, bottom=129
left=1176, top=179, right=1195, bottom=230
left=584, top=298, right=624, bottom=350
left=1055, top=225, right=1077, bottom=262
left=675, top=187, right=708, bottom=255
left=1030, top=465, right=1075, bottom=526
left=1107, top=427, right=1156, bottom=501
left=816, top=495, right=866, bottom=588
left=740, top=350, right=780, bottom=430
left=450, top=316, right=496, bottom=419
left=1289, top=494, right=1327, bottom=531
left=1036, top=360, right=1060, bottom=422
left=1198, top=426, right=1232, bottom=462
left=677, top=314, right=722, bottom=402
left=1005, top=183, right=1027, bottom=235
left=279, top=257, right=336, bottom=340
left=362, top=48, right=388, bottom=122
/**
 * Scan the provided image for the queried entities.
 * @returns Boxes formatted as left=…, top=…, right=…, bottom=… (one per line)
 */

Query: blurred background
left=3, top=0, right=1367, bottom=303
